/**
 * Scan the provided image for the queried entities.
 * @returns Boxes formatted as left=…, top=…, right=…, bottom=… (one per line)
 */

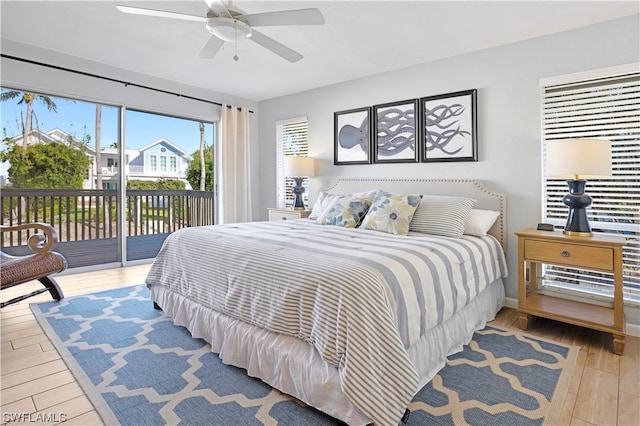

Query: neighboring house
left=7, top=127, right=82, bottom=147
left=2, top=129, right=192, bottom=189
left=127, top=138, right=191, bottom=188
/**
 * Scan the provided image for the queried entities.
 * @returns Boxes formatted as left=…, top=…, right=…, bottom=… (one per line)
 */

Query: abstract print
left=422, top=89, right=477, bottom=162
left=374, top=99, right=419, bottom=162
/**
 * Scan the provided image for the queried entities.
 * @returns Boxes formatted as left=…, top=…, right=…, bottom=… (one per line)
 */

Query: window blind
left=275, top=117, right=309, bottom=208
left=541, top=68, right=640, bottom=301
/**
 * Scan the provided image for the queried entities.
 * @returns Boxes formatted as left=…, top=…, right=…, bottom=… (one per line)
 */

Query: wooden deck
left=1, top=265, right=638, bottom=425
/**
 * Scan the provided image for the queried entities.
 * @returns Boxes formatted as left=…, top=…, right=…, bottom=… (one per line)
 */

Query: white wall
left=257, top=15, right=640, bottom=326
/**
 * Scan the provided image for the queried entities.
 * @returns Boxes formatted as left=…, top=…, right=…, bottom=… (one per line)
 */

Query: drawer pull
left=561, top=250, right=570, bottom=258
left=281, top=217, right=288, bottom=220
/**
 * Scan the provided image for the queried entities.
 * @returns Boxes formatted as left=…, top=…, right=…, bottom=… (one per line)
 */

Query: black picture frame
left=420, top=89, right=477, bottom=162
left=373, top=99, right=419, bottom=163
left=334, top=107, right=372, bottom=165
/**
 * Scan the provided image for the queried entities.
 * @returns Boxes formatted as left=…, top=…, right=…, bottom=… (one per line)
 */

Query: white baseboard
left=503, top=297, right=640, bottom=338
left=504, top=296, right=518, bottom=310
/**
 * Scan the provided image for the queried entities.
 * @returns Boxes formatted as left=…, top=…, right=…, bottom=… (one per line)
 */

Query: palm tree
left=0, top=91, right=58, bottom=222
left=199, top=122, right=206, bottom=191
left=0, top=91, right=58, bottom=150
left=95, top=105, right=102, bottom=190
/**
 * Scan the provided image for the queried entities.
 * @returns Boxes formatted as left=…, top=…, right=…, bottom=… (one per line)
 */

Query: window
left=276, top=117, right=309, bottom=208
left=125, top=109, right=214, bottom=189
left=541, top=65, right=640, bottom=302
left=1, top=85, right=215, bottom=268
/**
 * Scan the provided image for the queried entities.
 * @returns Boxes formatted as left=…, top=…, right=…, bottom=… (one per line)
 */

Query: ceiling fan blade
left=198, top=36, right=225, bottom=59
left=203, top=0, right=231, bottom=18
left=239, top=8, right=325, bottom=27
left=249, top=30, right=303, bottom=63
left=116, top=5, right=207, bottom=23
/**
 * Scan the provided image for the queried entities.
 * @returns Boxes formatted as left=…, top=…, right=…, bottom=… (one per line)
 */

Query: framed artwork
left=420, top=89, right=477, bottom=162
left=334, top=107, right=372, bottom=165
left=373, top=99, right=419, bottom=163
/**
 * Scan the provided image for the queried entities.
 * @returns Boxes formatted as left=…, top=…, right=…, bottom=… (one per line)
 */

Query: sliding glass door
left=0, top=89, right=122, bottom=268
left=1, top=88, right=216, bottom=268
left=123, top=109, right=215, bottom=261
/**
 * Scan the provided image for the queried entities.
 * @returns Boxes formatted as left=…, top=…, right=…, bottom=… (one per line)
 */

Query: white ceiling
left=1, top=1, right=638, bottom=102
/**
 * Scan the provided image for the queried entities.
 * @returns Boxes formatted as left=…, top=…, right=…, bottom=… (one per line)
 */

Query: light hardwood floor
left=1, top=264, right=639, bottom=425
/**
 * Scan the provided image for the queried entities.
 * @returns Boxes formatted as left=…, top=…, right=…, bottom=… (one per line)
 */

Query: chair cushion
left=1, top=252, right=67, bottom=289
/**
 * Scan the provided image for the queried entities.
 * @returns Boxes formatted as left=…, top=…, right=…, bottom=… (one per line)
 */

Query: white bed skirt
left=149, top=278, right=505, bottom=425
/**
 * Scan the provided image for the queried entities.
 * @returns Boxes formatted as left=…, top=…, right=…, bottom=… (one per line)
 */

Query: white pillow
left=464, top=209, right=500, bottom=237
left=309, top=190, right=377, bottom=220
left=409, top=195, right=476, bottom=238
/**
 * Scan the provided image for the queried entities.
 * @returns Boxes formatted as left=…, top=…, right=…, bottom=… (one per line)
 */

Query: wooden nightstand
left=268, top=208, right=311, bottom=221
left=516, top=228, right=627, bottom=355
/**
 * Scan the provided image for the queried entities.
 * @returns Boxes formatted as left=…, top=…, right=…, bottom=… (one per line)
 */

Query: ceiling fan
left=116, top=0, right=324, bottom=63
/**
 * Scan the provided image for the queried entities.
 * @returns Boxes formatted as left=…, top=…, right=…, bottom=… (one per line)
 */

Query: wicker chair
left=1, top=223, right=67, bottom=308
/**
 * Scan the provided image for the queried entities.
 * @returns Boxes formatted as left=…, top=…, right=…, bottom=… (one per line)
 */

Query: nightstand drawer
left=275, top=211, right=303, bottom=220
left=268, top=208, right=311, bottom=221
left=524, top=239, right=613, bottom=270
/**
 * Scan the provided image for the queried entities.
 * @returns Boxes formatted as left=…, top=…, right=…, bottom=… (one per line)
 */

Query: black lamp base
left=562, top=179, right=593, bottom=237
left=291, top=177, right=305, bottom=210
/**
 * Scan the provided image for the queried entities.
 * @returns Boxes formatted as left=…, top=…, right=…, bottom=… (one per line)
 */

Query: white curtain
left=219, top=104, right=251, bottom=223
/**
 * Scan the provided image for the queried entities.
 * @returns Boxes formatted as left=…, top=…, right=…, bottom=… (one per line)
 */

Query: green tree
left=0, top=91, right=58, bottom=151
left=186, top=145, right=214, bottom=191
left=127, top=179, right=185, bottom=190
left=3, top=141, right=91, bottom=188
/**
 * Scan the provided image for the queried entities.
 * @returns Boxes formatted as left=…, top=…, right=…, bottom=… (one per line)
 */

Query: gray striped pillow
left=409, top=195, right=476, bottom=238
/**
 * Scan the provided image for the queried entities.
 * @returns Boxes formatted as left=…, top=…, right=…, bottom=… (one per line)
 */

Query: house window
left=170, top=157, right=177, bottom=172
left=160, top=156, right=167, bottom=172
left=540, top=65, right=640, bottom=302
left=150, top=154, right=157, bottom=172
left=276, top=117, right=309, bottom=208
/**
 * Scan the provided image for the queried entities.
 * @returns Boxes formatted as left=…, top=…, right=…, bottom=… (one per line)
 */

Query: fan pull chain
left=233, top=22, right=239, bottom=61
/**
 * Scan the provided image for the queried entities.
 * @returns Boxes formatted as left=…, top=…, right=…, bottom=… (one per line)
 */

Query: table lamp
left=284, top=156, right=315, bottom=210
left=546, top=138, right=612, bottom=236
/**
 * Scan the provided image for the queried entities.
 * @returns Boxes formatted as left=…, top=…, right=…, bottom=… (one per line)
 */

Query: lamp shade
left=284, top=156, right=315, bottom=177
left=546, top=138, right=612, bottom=179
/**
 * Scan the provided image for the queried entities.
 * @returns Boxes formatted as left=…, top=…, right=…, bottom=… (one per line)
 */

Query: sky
left=0, top=91, right=214, bottom=155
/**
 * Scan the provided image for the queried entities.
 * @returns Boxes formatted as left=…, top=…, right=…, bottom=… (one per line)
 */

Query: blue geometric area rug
left=31, top=285, right=578, bottom=426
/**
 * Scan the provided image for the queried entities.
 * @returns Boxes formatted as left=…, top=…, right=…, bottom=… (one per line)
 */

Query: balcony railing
left=98, top=165, right=186, bottom=178
left=1, top=188, right=214, bottom=267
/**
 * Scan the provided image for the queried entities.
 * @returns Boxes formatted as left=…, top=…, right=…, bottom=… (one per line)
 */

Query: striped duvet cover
left=146, top=219, right=508, bottom=425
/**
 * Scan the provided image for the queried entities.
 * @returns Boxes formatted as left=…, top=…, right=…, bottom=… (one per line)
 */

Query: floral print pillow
left=309, top=190, right=378, bottom=220
left=360, top=191, right=422, bottom=235
left=316, top=196, right=372, bottom=228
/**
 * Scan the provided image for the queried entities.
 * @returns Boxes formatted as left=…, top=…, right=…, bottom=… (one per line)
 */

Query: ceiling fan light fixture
left=206, top=17, right=252, bottom=42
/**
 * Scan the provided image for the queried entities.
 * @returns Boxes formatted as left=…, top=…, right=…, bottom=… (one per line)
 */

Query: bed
left=145, top=178, right=508, bottom=425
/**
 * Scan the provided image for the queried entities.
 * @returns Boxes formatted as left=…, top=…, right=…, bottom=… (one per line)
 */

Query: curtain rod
left=1, top=53, right=253, bottom=113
